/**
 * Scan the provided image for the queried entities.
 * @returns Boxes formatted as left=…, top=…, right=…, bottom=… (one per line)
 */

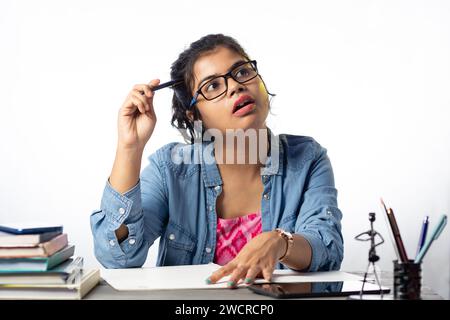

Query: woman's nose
left=227, top=77, right=246, bottom=97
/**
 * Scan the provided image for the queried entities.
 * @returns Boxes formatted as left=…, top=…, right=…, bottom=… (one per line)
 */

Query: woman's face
left=189, top=46, right=270, bottom=134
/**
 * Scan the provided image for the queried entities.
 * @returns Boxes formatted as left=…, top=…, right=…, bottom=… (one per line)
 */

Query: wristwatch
left=275, top=228, right=294, bottom=262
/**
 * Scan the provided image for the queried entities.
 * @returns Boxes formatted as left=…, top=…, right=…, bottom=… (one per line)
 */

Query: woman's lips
left=232, top=102, right=256, bottom=117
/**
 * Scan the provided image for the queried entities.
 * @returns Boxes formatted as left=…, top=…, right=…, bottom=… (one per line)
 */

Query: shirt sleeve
left=90, top=151, right=169, bottom=268
left=295, top=143, right=344, bottom=272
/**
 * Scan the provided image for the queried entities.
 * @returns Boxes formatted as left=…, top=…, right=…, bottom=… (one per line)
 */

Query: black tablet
left=247, top=281, right=391, bottom=299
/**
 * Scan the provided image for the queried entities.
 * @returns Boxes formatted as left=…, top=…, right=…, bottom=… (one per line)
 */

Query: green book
left=0, top=256, right=83, bottom=285
left=0, top=245, right=75, bottom=272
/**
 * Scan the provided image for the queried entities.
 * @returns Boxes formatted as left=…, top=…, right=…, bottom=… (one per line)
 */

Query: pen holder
left=393, top=260, right=421, bottom=300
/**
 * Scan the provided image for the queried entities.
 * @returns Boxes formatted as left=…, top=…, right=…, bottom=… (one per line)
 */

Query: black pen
left=139, top=79, right=183, bottom=95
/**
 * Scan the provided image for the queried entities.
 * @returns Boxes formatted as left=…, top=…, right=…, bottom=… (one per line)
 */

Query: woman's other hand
left=206, top=231, right=286, bottom=288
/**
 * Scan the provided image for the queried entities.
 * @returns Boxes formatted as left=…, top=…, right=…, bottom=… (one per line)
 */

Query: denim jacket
left=90, top=132, right=343, bottom=271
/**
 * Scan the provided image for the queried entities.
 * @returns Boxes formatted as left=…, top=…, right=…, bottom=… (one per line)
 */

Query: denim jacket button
left=205, top=247, right=212, bottom=253
left=129, top=238, right=136, bottom=245
left=263, top=193, right=270, bottom=200
left=169, top=233, right=176, bottom=240
left=214, top=185, right=221, bottom=192
left=109, top=240, right=115, bottom=246
left=118, top=207, right=126, bottom=215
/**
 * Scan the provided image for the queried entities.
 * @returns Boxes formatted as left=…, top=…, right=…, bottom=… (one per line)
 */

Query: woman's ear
left=186, top=107, right=202, bottom=123
left=186, top=110, right=194, bottom=122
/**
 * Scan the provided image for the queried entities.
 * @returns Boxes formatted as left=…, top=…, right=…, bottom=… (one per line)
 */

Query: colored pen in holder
left=393, top=259, right=421, bottom=300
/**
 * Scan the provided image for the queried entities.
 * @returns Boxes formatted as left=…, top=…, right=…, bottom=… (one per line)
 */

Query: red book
left=0, top=234, right=69, bottom=258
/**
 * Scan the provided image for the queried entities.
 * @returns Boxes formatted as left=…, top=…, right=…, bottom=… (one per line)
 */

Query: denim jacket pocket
left=163, top=221, right=196, bottom=265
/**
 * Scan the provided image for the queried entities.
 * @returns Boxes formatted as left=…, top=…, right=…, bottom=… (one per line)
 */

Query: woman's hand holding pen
left=205, top=231, right=286, bottom=288
left=118, top=79, right=160, bottom=151
left=109, top=79, right=160, bottom=240
left=109, top=79, right=160, bottom=205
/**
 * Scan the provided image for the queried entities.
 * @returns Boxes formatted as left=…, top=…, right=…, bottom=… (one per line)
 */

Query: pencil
left=386, top=207, right=409, bottom=263
left=380, top=198, right=408, bottom=263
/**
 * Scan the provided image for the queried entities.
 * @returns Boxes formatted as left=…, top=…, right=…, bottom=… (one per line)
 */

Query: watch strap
left=275, top=228, right=294, bottom=262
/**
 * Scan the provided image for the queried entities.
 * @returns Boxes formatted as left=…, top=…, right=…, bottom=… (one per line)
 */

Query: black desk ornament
left=348, top=212, right=389, bottom=300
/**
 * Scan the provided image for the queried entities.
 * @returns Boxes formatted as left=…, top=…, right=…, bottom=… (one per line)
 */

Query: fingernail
left=244, top=278, right=252, bottom=284
left=227, top=281, right=236, bottom=288
left=205, top=278, right=212, bottom=284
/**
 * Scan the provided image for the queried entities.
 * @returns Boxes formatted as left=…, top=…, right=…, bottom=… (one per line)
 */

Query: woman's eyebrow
left=197, top=59, right=247, bottom=89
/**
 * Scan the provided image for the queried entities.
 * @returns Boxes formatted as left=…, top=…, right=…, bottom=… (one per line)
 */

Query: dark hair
left=170, top=34, right=274, bottom=144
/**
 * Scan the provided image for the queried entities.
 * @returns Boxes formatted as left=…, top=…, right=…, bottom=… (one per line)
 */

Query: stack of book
left=0, top=223, right=99, bottom=299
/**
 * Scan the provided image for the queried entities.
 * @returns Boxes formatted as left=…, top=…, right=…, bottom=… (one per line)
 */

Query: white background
left=1, top=0, right=449, bottom=299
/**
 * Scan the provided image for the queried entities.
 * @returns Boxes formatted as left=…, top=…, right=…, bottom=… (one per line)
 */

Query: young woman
left=91, top=34, right=343, bottom=288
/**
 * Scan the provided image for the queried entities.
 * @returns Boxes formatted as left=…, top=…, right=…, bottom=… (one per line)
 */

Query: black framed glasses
left=189, top=60, right=258, bottom=108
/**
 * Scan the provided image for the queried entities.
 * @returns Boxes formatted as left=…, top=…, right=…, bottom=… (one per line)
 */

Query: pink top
left=213, top=212, right=262, bottom=266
